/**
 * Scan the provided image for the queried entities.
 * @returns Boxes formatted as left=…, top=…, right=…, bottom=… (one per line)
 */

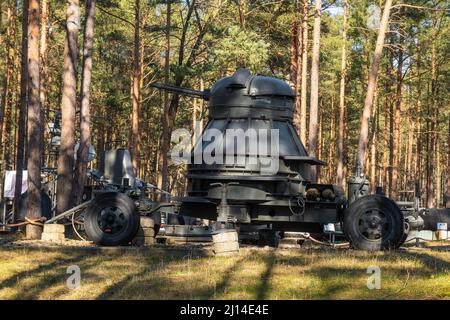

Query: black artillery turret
left=179, top=69, right=334, bottom=226
left=152, top=68, right=407, bottom=253
left=97, top=66, right=450, bottom=254
left=75, top=68, right=450, bottom=251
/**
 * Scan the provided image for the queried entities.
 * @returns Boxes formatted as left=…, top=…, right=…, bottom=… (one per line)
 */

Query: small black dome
left=209, top=69, right=295, bottom=105
left=208, top=69, right=295, bottom=120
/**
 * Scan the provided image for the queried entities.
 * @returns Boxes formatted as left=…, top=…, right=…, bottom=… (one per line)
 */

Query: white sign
left=3, top=170, right=28, bottom=199
left=437, top=223, right=447, bottom=231
left=323, top=223, right=335, bottom=233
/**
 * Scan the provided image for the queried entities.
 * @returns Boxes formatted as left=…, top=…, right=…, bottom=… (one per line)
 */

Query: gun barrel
left=151, top=83, right=209, bottom=100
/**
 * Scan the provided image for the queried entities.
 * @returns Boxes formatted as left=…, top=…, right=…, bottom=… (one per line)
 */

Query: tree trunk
left=26, top=0, right=42, bottom=239
left=391, top=28, right=404, bottom=200
left=158, top=0, right=198, bottom=198
left=435, top=132, right=441, bottom=206
left=238, top=0, right=246, bottom=28
left=0, top=0, right=3, bottom=50
left=14, top=0, right=29, bottom=221
left=56, top=0, right=79, bottom=214
left=328, top=96, right=335, bottom=182
left=130, top=0, right=141, bottom=175
left=192, top=95, right=198, bottom=145
left=308, top=0, right=321, bottom=182
left=446, top=118, right=450, bottom=208
left=317, top=101, right=323, bottom=183
left=39, top=0, right=48, bottom=166
left=415, top=45, right=422, bottom=204
left=382, top=95, right=389, bottom=191
left=299, top=0, right=308, bottom=145
left=158, top=0, right=171, bottom=197
left=0, top=4, right=17, bottom=205
left=336, top=0, right=347, bottom=187
left=386, top=51, right=394, bottom=196
left=369, top=90, right=379, bottom=192
left=289, top=20, right=298, bottom=87
left=0, top=5, right=16, bottom=154
left=355, top=0, right=392, bottom=175
left=427, top=35, right=438, bottom=208
left=73, top=0, right=96, bottom=205
left=96, top=105, right=105, bottom=174
left=293, top=7, right=303, bottom=132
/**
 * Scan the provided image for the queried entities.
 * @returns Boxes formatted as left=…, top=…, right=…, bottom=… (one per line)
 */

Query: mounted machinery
left=69, top=69, right=450, bottom=252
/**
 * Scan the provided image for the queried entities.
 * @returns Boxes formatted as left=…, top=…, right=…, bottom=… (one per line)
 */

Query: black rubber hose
left=420, top=208, right=450, bottom=231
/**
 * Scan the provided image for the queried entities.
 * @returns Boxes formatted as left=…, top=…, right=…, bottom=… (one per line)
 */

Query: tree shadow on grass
left=95, top=250, right=275, bottom=300
left=0, top=247, right=144, bottom=299
left=255, top=251, right=276, bottom=300
left=95, top=247, right=212, bottom=299
left=0, top=249, right=87, bottom=290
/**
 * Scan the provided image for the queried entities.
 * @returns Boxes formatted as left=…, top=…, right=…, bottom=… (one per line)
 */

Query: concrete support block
left=136, top=227, right=155, bottom=238
left=212, top=230, right=238, bottom=243
left=212, top=230, right=239, bottom=256
left=41, top=232, right=65, bottom=242
left=140, top=217, right=155, bottom=228
left=43, top=224, right=65, bottom=234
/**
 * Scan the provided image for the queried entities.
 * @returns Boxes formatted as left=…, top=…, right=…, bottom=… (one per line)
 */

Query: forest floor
left=0, top=233, right=449, bottom=300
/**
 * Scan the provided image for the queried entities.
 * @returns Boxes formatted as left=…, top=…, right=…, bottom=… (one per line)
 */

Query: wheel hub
left=358, top=209, right=389, bottom=240
left=98, top=206, right=126, bottom=234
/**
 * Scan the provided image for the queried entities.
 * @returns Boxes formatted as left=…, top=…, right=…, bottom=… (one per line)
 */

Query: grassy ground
left=0, top=237, right=449, bottom=300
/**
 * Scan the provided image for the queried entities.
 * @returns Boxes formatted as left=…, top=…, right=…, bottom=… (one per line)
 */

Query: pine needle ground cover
left=0, top=241, right=448, bottom=300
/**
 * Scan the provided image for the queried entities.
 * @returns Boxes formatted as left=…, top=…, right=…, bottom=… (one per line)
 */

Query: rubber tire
left=84, top=192, right=140, bottom=246
left=343, top=195, right=404, bottom=251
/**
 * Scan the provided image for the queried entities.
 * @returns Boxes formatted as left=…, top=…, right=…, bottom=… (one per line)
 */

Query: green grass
left=0, top=240, right=449, bottom=300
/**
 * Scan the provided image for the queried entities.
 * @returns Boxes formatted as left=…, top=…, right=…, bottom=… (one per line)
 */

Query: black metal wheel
left=343, top=195, right=404, bottom=251
left=84, top=192, right=140, bottom=246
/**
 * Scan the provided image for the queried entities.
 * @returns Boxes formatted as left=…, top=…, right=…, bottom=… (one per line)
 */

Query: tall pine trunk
left=355, top=0, right=392, bottom=175
left=56, top=0, right=79, bottom=214
left=289, top=19, right=298, bottom=87
left=308, top=0, right=321, bottom=181
left=299, top=0, right=308, bottom=145
left=73, top=0, right=96, bottom=205
left=391, top=29, right=404, bottom=199
left=26, top=0, right=42, bottom=239
left=0, top=4, right=16, bottom=203
left=158, top=1, right=171, bottom=197
left=427, top=34, right=438, bottom=208
left=39, top=0, right=48, bottom=165
left=336, top=0, right=347, bottom=186
left=131, top=0, right=141, bottom=175
left=446, top=118, right=450, bottom=208
left=415, top=43, right=423, bottom=204
left=14, top=0, right=29, bottom=221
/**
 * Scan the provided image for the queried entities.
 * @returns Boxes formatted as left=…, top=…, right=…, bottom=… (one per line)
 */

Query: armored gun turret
left=151, top=69, right=406, bottom=252
left=79, top=68, right=450, bottom=252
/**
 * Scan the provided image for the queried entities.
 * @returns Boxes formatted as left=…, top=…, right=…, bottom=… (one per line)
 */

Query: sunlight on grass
left=0, top=245, right=448, bottom=300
